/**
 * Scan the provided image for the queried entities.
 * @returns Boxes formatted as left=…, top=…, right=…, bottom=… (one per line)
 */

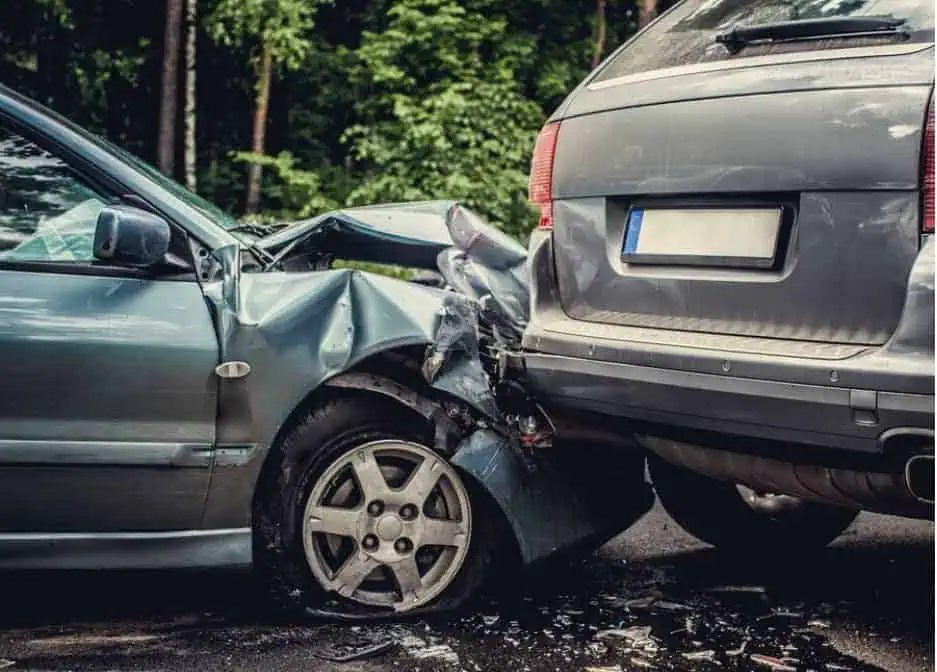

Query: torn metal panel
left=451, top=429, right=654, bottom=564
left=257, top=200, right=531, bottom=348
left=438, top=204, right=530, bottom=345
left=257, top=200, right=457, bottom=270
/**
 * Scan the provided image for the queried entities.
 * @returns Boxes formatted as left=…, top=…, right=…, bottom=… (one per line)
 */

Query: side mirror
left=93, top=204, right=171, bottom=268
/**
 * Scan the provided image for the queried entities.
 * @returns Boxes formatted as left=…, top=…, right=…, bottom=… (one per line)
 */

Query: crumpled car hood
left=256, top=201, right=459, bottom=270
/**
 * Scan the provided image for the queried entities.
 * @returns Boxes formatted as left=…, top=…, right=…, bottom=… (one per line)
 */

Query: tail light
left=529, top=122, right=561, bottom=230
left=923, top=94, right=934, bottom=234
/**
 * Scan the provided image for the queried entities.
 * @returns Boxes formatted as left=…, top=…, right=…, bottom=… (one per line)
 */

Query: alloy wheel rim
left=302, top=439, right=472, bottom=611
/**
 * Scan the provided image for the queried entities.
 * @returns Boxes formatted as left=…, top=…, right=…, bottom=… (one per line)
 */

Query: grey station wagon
left=0, top=85, right=653, bottom=617
left=524, top=0, right=935, bottom=550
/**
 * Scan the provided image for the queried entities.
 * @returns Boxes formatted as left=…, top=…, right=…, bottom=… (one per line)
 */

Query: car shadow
left=0, top=526, right=931, bottom=671
left=0, top=568, right=261, bottom=628
left=0, top=533, right=931, bottom=630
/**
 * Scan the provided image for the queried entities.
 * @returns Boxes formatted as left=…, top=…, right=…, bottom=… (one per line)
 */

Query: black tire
left=252, top=393, right=498, bottom=619
left=648, top=453, right=860, bottom=553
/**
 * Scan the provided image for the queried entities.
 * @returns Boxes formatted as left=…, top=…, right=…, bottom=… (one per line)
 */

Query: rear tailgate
left=549, top=2, right=934, bottom=348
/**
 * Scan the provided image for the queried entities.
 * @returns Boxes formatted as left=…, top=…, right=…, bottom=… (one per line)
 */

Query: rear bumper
left=524, top=351, right=932, bottom=453
left=523, top=230, right=935, bottom=456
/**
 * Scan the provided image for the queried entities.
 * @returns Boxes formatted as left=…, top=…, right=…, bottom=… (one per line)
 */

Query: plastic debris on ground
left=750, top=653, right=799, bottom=671
left=309, top=635, right=396, bottom=662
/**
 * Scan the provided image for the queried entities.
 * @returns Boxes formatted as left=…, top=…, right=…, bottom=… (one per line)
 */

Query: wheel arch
left=249, top=346, right=522, bottom=569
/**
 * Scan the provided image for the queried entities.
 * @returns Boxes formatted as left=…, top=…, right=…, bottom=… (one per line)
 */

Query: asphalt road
left=0, top=502, right=932, bottom=672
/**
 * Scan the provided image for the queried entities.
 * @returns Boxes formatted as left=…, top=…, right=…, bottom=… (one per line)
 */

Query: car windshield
left=593, top=0, right=935, bottom=83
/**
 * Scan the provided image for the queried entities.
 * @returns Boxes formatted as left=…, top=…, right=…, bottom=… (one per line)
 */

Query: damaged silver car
left=0, top=85, right=653, bottom=617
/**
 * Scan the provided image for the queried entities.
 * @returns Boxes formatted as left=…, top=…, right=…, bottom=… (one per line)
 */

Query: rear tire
left=648, top=454, right=860, bottom=553
left=253, top=394, right=497, bottom=618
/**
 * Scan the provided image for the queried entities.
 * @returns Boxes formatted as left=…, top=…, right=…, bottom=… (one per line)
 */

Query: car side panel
left=0, top=270, right=219, bottom=532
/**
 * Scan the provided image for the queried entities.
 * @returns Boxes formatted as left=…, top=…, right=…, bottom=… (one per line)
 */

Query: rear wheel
left=253, top=395, right=496, bottom=617
left=648, top=454, right=860, bottom=552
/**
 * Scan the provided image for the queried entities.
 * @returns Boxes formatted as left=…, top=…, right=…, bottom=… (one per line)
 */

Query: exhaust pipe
left=905, top=455, right=934, bottom=504
left=639, top=435, right=934, bottom=519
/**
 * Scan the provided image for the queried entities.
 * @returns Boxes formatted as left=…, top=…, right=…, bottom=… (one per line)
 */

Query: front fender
left=199, top=249, right=498, bottom=528
left=452, top=429, right=654, bottom=565
left=317, top=373, right=654, bottom=568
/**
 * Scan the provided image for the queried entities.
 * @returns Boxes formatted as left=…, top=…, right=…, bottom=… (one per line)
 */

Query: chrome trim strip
left=0, top=440, right=213, bottom=467
left=588, top=43, right=932, bottom=91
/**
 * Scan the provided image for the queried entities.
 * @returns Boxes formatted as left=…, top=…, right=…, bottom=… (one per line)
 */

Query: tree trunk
left=245, top=42, right=273, bottom=215
left=639, top=0, right=659, bottom=28
left=592, top=0, right=607, bottom=69
left=158, top=0, right=183, bottom=176
left=183, top=0, right=197, bottom=192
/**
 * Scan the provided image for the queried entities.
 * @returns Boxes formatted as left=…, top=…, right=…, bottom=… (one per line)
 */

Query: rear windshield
left=593, top=0, right=936, bottom=83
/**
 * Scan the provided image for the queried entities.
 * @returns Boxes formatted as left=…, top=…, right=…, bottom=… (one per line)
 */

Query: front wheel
left=253, top=395, right=497, bottom=617
left=648, top=453, right=860, bottom=553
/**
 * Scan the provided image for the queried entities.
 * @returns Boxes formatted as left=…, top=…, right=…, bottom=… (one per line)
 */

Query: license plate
left=622, top=207, right=782, bottom=268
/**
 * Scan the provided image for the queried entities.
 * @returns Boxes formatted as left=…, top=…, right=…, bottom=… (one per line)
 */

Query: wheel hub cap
left=302, top=440, right=472, bottom=612
left=376, top=515, right=403, bottom=541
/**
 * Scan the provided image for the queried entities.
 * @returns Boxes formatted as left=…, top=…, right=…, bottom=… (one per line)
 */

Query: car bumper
left=523, top=231, right=935, bottom=456
left=524, top=350, right=932, bottom=453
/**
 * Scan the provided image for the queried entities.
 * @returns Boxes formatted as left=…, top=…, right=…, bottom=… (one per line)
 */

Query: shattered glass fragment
left=751, top=653, right=798, bottom=671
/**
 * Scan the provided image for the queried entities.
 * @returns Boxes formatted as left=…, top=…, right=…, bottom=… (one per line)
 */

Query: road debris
left=682, top=650, right=716, bottom=661
left=310, top=636, right=396, bottom=662
left=758, top=609, right=804, bottom=621
left=624, top=595, right=658, bottom=610
left=751, top=653, right=798, bottom=671
left=594, top=625, right=653, bottom=643
left=584, top=642, right=608, bottom=657
left=409, top=644, right=461, bottom=666
left=398, top=634, right=428, bottom=651
left=706, top=585, right=768, bottom=595
left=651, top=599, right=692, bottom=612
left=726, top=640, right=749, bottom=657
left=630, top=655, right=657, bottom=668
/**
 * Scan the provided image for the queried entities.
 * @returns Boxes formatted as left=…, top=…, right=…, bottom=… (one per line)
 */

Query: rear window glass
left=594, top=0, right=936, bottom=83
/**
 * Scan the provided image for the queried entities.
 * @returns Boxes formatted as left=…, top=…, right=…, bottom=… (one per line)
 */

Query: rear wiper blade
left=716, top=15, right=908, bottom=54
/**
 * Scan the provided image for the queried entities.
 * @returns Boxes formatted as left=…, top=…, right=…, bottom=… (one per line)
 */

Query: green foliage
left=232, top=150, right=338, bottom=217
left=0, top=0, right=643, bottom=240
left=332, top=260, right=415, bottom=281
left=342, top=0, right=547, bottom=239
left=209, top=0, right=330, bottom=70
left=35, top=0, right=73, bottom=27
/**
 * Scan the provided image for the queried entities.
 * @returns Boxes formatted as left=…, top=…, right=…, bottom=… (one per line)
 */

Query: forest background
left=0, top=0, right=672, bottom=239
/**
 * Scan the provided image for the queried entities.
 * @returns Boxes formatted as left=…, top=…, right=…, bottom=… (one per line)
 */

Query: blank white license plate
left=622, top=207, right=782, bottom=268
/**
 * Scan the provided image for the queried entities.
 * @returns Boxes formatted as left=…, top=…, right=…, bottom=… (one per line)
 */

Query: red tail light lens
left=529, top=122, right=561, bottom=230
left=924, top=95, right=934, bottom=234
